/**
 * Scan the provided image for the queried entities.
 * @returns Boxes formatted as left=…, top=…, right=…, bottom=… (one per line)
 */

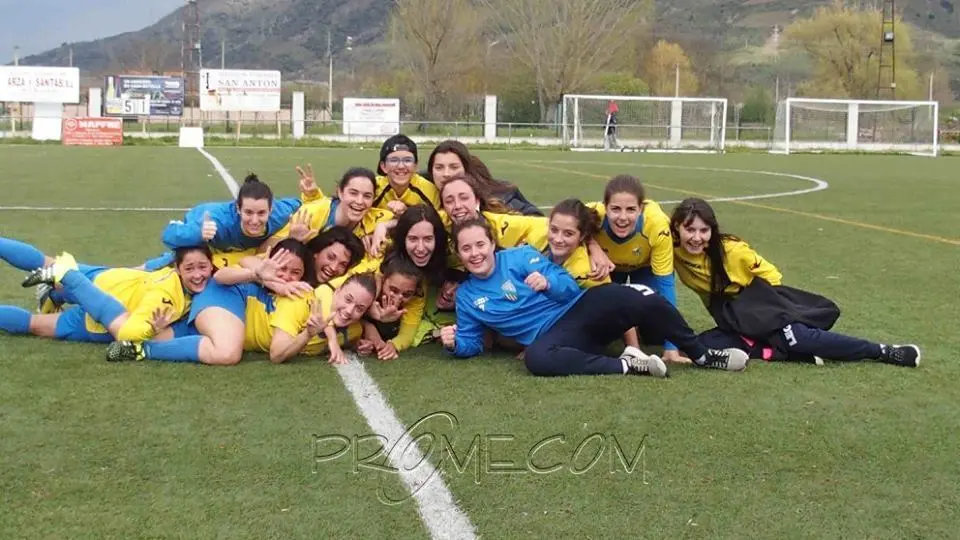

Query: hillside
left=18, top=0, right=960, bottom=79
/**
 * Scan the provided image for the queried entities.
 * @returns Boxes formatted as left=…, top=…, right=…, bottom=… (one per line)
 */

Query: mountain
left=17, top=0, right=960, bottom=79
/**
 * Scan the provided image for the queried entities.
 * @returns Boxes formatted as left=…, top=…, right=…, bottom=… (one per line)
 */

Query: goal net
left=561, top=95, right=728, bottom=153
left=772, top=98, right=939, bottom=156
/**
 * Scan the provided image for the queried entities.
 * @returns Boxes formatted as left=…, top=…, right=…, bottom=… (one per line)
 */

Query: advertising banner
left=200, top=69, right=281, bottom=112
left=62, top=117, right=124, bottom=146
left=103, top=75, right=184, bottom=117
left=0, top=66, right=80, bottom=103
left=343, top=98, right=401, bottom=136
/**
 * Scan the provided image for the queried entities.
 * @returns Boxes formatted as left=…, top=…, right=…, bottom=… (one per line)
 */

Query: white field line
left=195, top=147, right=477, bottom=540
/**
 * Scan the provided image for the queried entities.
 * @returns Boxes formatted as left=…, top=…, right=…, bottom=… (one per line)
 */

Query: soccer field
left=1, top=145, right=958, bottom=538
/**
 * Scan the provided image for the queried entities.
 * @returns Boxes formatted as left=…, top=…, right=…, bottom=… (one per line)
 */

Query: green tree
left=740, top=86, right=774, bottom=125
left=589, top=72, right=649, bottom=96
left=643, top=40, right=699, bottom=97
left=784, top=0, right=923, bottom=99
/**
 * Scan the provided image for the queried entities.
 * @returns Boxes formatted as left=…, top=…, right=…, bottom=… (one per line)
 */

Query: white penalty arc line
left=194, top=147, right=477, bottom=540
left=521, top=161, right=830, bottom=209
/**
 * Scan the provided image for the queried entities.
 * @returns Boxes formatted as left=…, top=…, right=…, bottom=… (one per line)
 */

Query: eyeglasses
left=386, top=156, right=416, bottom=165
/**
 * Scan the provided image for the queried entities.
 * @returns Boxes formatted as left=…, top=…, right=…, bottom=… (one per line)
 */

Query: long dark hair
left=426, top=140, right=515, bottom=195
left=269, top=238, right=316, bottom=287
left=440, top=172, right=513, bottom=215
left=550, top=198, right=601, bottom=244
left=237, top=173, right=274, bottom=209
left=669, top=198, right=741, bottom=303
left=306, top=226, right=365, bottom=269
left=387, top=204, right=448, bottom=287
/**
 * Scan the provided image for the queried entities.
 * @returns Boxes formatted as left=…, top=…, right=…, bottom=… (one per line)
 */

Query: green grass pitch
left=1, top=145, right=958, bottom=538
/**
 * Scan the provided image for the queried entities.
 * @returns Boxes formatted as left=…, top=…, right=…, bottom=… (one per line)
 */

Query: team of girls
left=0, top=133, right=920, bottom=371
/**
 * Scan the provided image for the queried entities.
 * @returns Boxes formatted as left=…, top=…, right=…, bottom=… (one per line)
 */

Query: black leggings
left=524, top=284, right=708, bottom=376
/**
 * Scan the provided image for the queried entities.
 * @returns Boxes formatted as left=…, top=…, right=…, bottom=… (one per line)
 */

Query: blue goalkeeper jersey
left=450, top=245, right=584, bottom=358
left=144, top=198, right=301, bottom=270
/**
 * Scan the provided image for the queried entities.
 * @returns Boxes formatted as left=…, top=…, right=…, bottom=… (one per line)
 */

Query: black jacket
left=707, top=278, right=841, bottom=358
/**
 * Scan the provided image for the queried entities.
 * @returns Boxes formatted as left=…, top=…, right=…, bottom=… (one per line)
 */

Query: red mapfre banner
left=62, top=117, right=123, bottom=146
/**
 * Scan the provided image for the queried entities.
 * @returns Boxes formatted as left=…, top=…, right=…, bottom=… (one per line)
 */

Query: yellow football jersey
left=546, top=245, right=610, bottom=290
left=389, top=281, right=427, bottom=351
left=242, top=290, right=278, bottom=353
left=439, top=210, right=549, bottom=270
left=674, top=237, right=783, bottom=300
left=87, top=268, right=191, bottom=341
left=588, top=200, right=674, bottom=277
left=373, top=174, right=440, bottom=211
left=271, top=198, right=394, bottom=243
left=210, top=248, right=258, bottom=270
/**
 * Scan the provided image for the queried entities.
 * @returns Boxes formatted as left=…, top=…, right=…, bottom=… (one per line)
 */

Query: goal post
left=772, top=98, right=939, bottom=156
left=561, top=94, right=728, bottom=153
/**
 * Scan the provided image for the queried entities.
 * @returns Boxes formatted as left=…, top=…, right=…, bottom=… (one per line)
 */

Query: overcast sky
left=0, top=0, right=183, bottom=60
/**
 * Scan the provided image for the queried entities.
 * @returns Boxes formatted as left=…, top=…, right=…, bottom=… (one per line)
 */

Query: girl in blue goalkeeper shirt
left=438, top=218, right=750, bottom=377
left=143, top=173, right=302, bottom=270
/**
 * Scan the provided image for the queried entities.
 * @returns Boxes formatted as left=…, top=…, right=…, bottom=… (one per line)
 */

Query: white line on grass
left=0, top=206, right=189, bottom=212
left=194, top=147, right=477, bottom=540
left=528, top=161, right=830, bottom=209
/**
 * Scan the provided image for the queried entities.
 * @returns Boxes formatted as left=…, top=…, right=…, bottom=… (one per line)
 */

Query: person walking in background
left=604, top=100, right=620, bottom=151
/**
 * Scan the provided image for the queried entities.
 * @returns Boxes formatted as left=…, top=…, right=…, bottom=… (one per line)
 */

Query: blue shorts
left=186, top=280, right=249, bottom=324
left=54, top=306, right=113, bottom=343
left=611, top=267, right=656, bottom=287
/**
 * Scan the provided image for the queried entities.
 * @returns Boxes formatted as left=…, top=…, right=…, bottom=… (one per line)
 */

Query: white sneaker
left=621, top=346, right=668, bottom=378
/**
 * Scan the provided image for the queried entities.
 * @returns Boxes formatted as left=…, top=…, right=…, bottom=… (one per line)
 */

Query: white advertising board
left=0, top=66, right=80, bottom=103
left=200, top=69, right=281, bottom=112
left=343, top=98, right=401, bottom=136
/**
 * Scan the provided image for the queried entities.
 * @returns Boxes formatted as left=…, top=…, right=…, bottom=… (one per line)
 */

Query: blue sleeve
left=268, top=198, right=302, bottom=234
left=162, top=203, right=235, bottom=249
left=143, top=251, right=175, bottom=271
left=651, top=273, right=678, bottom=351
left=450, top=288, right=485, bottom=358
left=519, top=247, right=580, bottom=303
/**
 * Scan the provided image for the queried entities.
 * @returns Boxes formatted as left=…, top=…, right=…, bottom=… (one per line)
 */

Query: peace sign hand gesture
left=296, top=164, right=319, bottom=198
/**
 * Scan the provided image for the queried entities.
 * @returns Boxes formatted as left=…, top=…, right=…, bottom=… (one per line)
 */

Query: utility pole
left=326, top=30, right=333, bottom=119
left=877, top=0, right=896, bottom=99
left=13, top=45, right=19, bottom=66
left=221, top=37, right=225, bottom=69
left=674, top=63, right=680, bottom=97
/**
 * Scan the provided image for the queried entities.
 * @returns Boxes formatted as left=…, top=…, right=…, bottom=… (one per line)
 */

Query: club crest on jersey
left=474, top=296, right=489, bottom=311
left=501, top=280, right=518, bottom=302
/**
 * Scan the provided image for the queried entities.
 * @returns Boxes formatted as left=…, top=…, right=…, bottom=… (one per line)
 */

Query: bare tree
left=479, top=0, right=651, bottom=123
left=389, top=0, right=485, bottom=121
left=108, top=37, right=177, bottom=75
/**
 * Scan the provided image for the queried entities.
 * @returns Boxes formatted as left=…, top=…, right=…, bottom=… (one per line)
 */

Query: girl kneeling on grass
left=438, top=218, right=750, bottom=377
left=669, top=197, right=919, bottom=367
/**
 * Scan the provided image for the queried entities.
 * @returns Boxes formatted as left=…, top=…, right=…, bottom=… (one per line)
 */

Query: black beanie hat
left=378, top=134, right=418, bottom=174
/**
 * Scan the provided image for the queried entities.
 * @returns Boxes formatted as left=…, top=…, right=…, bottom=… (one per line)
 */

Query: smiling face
left=338, top=175, right=375, bottom=224
left=274, top=253, right=306, bottom=283
left=678, top=215, right=712, bottom=255
left=331, top=282, right=374, bottom=327
left=548, top=213, right=583, bottom=261
left=381, top=151, right=416, bottom=190
left=381, top=273, right=418, bottom=309
left=314, top=242, right=352, bottom=283
left=456, top=225, right=495, bottom=278
left=405, top=220, right=436, bottom=268
left=177, top=251, right=214, bottom=294
left=238, top=197, right=271, bottom=237
left=441, top=179, right=480, bottom=224
left=431, top=152, right=464, bottom=188
left=605, top=192, right=640, bottom=239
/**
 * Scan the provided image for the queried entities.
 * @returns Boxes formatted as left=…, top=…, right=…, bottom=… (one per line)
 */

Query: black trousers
left=524, top=284, right=708, bottom=376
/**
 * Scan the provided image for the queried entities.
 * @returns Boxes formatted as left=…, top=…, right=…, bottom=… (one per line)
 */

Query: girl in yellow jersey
left=267, top=168, right=395, bottom=252
left=587, top=174, right=683, bottom=362
left=354, top=257, right=425, bottom=361
left=0, top=238, right=213, bottom=344
left=373, top=135, right=440, bottom=213
left=670, top=198, right=919, bottom=368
